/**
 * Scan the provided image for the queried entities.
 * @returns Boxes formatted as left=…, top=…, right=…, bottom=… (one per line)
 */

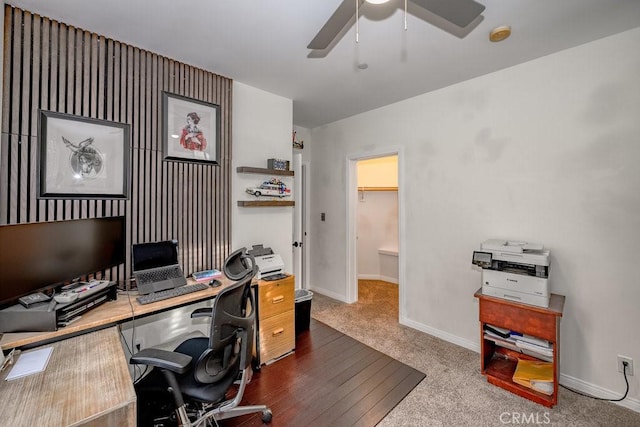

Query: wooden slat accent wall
left=0, top=6, right=232, bottom=282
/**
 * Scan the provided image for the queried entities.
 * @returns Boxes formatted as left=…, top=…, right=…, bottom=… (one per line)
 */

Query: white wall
left=232, top=82, right=294, bottom=271
left=357, top=191, right=398, bottom=283
left=307, top=28, right=640, bottom=407
left=121, top=82, right=294, bottom=360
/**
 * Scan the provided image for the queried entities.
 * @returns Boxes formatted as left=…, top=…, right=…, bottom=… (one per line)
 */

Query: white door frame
left=346, top=147, right=405, bottom=320
left=302, top=160, right=310, bottom=290
left=293, top=153, right=310, bottom=290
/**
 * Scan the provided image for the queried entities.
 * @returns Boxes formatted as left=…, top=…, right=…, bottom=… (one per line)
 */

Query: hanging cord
left=404, top=0, right=408, bottom=30
left=356, top=0, right=360, bottom=43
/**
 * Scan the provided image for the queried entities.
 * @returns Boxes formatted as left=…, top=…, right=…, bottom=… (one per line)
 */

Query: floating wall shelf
left=236, top=166, right=294, bottom=176
left=237, top=165, right=294, bottom=207
left=237, top=200, right=295, bottom=207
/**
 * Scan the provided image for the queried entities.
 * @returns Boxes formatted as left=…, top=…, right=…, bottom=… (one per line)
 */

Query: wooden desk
left=1, top=277, right=235, bottom=351
left=0, top=327, right=136, bottom=426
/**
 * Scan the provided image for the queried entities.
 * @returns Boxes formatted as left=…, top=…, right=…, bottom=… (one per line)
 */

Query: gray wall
left=307, top=28, right=640, bottom=407
left=0, top=6, right=233, bottom=282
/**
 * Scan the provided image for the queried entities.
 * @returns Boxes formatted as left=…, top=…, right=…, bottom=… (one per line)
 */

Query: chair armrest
left=130, top=348, right=192, bottom=374
left=191, top=307, right=212, bottom=318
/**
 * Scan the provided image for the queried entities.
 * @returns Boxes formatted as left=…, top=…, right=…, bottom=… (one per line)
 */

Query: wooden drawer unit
left=254, top=275, right=295, bottom=365
left=258, top=310, right=295, bottom=363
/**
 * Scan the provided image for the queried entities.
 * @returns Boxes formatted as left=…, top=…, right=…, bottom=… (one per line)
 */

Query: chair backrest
left=223, top=247, right=257, bottom=281
left=193, top=261, right=256, bottom=384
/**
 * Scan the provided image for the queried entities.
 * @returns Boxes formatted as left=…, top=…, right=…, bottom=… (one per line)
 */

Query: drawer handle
left=272, top=295, right=284, bottom=304
left=272, top=328, right=284, bottom=337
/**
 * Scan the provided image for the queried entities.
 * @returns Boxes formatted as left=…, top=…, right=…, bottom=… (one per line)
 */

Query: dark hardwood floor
left=223, top=319, right=426, bottom=427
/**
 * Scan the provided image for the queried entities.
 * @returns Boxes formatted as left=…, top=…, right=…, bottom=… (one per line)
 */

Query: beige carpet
left=310, top=280, right=640, bottom=427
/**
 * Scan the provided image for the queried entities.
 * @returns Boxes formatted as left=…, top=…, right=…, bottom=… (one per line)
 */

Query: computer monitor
left=0, top=216, right=126, bottom=308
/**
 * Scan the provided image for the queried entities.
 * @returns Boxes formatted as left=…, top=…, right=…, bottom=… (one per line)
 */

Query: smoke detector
left=489, top=26, right=511, bottom=42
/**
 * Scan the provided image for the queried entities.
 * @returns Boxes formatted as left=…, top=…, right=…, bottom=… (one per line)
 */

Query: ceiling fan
left=307, top=0, right=486, bottom=50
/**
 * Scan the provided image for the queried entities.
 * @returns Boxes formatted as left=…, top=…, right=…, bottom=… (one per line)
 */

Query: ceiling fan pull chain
left=356, top=0, right=360, bottom=43
left=405, top=0, right=408, bottom=31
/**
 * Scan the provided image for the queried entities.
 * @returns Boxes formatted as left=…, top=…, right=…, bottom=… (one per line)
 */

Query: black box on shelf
left=267, top=158, right=290, bottom=171
left=0, top=283, right=118, bottom=333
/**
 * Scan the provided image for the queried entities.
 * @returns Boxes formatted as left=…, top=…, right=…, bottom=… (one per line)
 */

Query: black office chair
left=131, top=248, right=272, bottom=426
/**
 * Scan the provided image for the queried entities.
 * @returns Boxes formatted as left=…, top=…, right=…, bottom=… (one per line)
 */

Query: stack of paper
left=510, top=332, right=553, bottom=358
left=512, top=359, right=553, bottom=395
left=5, top=347, right=53, bottom=381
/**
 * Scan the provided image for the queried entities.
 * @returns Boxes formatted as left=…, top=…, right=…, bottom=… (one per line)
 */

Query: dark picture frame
left=162, top=92, right=220, bottom=165
left=38, top=110, right=130, bottom=199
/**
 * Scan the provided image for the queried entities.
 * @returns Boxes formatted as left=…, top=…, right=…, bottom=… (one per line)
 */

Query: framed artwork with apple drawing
left=162, top=92, right=220, bottom=165
left=38, top=110, right=130, bottom=199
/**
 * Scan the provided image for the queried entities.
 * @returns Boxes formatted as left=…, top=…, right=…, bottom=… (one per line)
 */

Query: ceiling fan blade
left=410, top=0, right=485, bottom=28
left=307, top=0, right=366, bottom=50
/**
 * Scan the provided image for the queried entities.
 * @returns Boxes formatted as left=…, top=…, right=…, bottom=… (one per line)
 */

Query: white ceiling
left=7, top=0, right=640, bottom=129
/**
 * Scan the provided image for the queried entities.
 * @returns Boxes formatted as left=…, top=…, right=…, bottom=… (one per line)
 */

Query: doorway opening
left=346, top=148, right=404, bottom=321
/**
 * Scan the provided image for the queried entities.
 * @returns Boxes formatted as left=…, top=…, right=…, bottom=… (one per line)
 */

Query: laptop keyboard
left=136, top=266, right=182, bottom=285
left=136, top=283, right=209, bottom=305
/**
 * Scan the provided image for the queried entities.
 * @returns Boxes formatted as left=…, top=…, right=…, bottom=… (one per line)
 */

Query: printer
left=248, top=244, right=285, bottom=280
left=472, top=239, right=551, bottom=308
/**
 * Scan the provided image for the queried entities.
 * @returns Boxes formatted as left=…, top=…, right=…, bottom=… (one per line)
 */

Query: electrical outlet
left=617, top=355, right=634, bottom=376
left=134, top=337, right=145, bottom=351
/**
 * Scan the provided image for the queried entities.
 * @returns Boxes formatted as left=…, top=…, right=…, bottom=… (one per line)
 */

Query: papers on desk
left=5, top=346, right=53, bottom=381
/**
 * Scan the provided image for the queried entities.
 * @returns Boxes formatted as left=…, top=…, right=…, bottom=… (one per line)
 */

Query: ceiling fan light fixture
left=489, top=25, right=511, bottom=42
left=308, top=0, right=486, bottom=51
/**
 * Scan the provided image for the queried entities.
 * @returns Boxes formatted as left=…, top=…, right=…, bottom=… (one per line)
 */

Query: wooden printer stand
left=474, top=288, right=565, bottom=407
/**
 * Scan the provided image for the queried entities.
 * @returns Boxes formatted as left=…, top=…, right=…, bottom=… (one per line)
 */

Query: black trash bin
left=294, top=289, right=313, bottom=336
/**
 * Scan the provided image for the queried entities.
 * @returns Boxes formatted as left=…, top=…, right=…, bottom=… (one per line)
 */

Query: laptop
left=132, top=240, right=187, bottom=295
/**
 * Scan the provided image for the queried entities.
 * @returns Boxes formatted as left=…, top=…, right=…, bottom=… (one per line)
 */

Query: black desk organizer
left=56, top=283, right=118, bottom=326
left=0, top=283, right=118, bottom=333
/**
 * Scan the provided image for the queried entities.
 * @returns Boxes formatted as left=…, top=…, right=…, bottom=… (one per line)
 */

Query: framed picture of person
left=38, top=110, right=131, bottom=199
left=162, top=92, right=220, bottom=165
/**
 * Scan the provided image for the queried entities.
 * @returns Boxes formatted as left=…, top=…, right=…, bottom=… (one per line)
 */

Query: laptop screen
left=132, top=240, right=179, bottom=272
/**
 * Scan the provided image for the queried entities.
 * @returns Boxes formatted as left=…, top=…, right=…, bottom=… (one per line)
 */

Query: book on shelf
left=483, top=333, right=553, bottom=362
left=509, top=332, right=550, bottom=348
left=512, top=359, right=554, bottom=395
left=192, top=269, right=222, bottom=282
left=514, top=340, right=554, bottom=358
left=484, top=324, right=511, bottom=339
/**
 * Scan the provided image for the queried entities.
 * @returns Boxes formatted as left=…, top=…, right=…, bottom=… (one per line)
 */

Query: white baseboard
left=357, top=273, right=399, bottom=284
left=400, top=316, right=480, bottom=353
left=400, top=317, right=639, bottom=414
left=308, top=285, right=347, bottom=302
left=379, top=275, right=399, bottom=285
left=560, top=372, right=640, bottom=413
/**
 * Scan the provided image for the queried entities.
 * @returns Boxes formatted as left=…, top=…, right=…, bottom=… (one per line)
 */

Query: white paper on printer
left=481, top=239, right=544, bottom=253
